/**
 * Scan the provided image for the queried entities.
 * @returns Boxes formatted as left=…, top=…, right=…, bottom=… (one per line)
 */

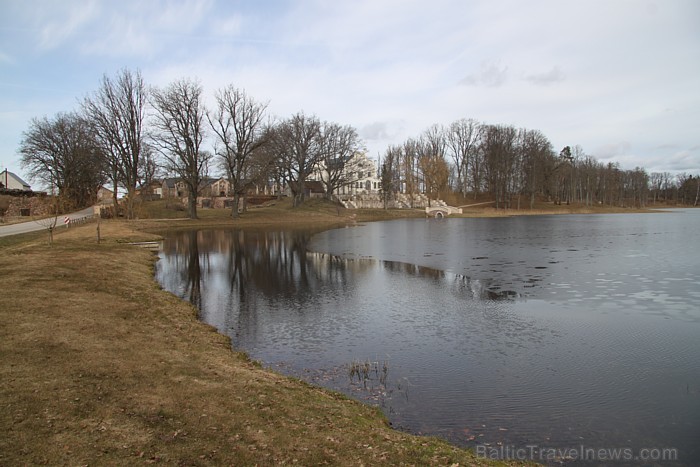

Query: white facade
left=1, top=170, right=31, bottom=191
left=312, top=152, right=381, bottom=196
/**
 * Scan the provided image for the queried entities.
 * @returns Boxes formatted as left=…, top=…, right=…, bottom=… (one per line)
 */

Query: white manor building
left=312, top=152, right=381, bottom=196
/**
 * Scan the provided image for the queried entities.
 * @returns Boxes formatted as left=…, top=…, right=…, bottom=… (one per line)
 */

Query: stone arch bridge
left=425, top=205, right=462, bottom=218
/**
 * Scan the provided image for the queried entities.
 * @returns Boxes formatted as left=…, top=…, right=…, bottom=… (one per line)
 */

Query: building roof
left=199, top=177, right=217, bottom=189
left=163, top=177, right=180, bottom=188
left=1, top=170, right=31, bottom=190
left=163, top=176, right=228, bottom=192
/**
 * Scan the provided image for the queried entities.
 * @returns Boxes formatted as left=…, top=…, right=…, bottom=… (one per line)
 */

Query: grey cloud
left=666, top=149, right=700, bottom=172
left=459, top=61, right=508, bottom=88
left=646, top=149, right=699, bottom=173
left=655, top=143, right=679, bottom=150
left=525, top=66, right=565, bottom=85
left=595, top=141, right=632, bottom=160
left=360, top=121, right=392, bottom=141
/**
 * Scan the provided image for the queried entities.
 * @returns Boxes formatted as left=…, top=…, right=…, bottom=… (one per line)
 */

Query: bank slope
left=0, top=222, right=523, bottom=466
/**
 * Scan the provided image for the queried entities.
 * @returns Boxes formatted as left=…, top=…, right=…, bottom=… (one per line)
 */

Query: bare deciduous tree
left=139, top=143, right=159, bottom=188
left=270, top=112, right=322, bottom=207
left=150, top=78, right=210, bottom=219
left=208, top=86, right=269, bottom=217
left=317, top=122, right=365, bottom=199
left=482, top=124, right=517, bottom=208
left=400, top=138, right=419, bottom=207
left=446, top=118, right=481, bottom=196
left=83, top=68, right=147, bottom=219
left=519, top=129, right=554, bottom=208
left=380, top=145, right=401, bottom=209
left=19, top=112, right=105, bottom=210
left=34, top=194, right=59, bottom=246
left=649, top=172, right=664, bottom=204
left=417, top=125, right=449, bottom=206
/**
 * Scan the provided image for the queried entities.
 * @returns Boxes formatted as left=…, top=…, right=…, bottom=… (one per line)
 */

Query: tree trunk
left=125, top=187, right=135, bottom=220
left=231, top=192, right=240, bottom=218
left=112, top=179, right=119, bottom=218
left=187, top=192, right=197, bottom=219
left=293, top=181, right=306, bottom=207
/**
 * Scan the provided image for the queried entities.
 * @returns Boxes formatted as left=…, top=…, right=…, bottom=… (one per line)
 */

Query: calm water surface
left=155, top=210, right=700, bottom=464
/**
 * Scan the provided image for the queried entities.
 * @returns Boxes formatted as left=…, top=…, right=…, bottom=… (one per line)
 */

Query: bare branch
left=83, top=68, right=147, bottom=218
left=150, top=78, right=209, bottom=219
left=207, top=85, right=269, bottom=217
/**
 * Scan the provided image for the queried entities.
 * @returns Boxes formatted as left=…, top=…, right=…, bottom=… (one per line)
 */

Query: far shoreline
left=130, top=197, right=678, bottom=236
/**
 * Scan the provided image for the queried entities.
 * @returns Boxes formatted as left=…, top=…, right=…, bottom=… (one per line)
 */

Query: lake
left=155, top=210, right=700, bottom=464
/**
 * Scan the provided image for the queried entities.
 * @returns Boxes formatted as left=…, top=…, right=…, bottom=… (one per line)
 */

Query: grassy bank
left=0, top=199, right=665, bottom=464
left=133, top=196, right=660, bottom=231
left=0, top=213, right=529, bottom=465
left=132, top=197, right=425, bottom=231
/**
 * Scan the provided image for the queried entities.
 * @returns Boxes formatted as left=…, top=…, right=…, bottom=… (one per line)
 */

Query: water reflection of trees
left=157, top=230, right=204, bottom=310
left=382, top=260, right=446, bottom=280
left=381, top=260, right=520, bottom=301
left=158, top=229, right=522, bottom=326
left=185, top=230, right=202, bottom=309
left=449, top=274, right=520, bottom=301
left=160, top=229, right=376, bottom=307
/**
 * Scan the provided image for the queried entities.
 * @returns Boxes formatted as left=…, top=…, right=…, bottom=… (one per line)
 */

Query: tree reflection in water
left=157, top=229, right=521, bottom=323
left=153, top=217, right=700, bottom=465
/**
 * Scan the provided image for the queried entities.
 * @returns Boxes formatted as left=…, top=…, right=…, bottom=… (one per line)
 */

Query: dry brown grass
left=129, top=197, right=425, bottom=236
left=0, top=219, right=526, bottom=466
left=6, top=196, right=653, bottom=464
left=455, top=201, right=659, bottom=218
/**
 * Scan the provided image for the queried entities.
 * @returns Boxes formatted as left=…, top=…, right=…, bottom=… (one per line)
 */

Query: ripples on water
left=156, top=210, right=700, bottom=465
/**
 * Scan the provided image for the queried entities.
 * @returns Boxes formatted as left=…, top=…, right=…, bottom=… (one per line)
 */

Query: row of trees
left=20, top=69, right=365, bottom=219
left=379, top=119, right=699, bottom=209
left=19, top=68, right=698, bottom=218
left=19, top=113, right=105, bottom=209
left=20, top=70, right=152, bottom=216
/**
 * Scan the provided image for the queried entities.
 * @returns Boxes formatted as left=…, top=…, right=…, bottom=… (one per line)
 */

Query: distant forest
left=378, top=121, right=699, bottom=210
left=17, top=68, right=700, bottom=218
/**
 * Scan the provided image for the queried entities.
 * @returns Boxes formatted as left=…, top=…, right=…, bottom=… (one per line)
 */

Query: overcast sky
left=1, top=0, right=699, bottom=183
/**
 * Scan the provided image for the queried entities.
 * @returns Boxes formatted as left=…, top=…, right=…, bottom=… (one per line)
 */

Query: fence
left=64, top=214, right=96, bottom=227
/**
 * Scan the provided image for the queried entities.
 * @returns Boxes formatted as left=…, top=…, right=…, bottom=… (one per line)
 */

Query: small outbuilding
left=1, top=170, right=31, bottom=191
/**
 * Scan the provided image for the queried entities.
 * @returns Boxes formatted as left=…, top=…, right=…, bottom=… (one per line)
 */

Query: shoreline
left=0, top=206, right=525, bottom=465
left=0, top=202, right=684, bottom=464
left=129, top=198, right=671, bottom=234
